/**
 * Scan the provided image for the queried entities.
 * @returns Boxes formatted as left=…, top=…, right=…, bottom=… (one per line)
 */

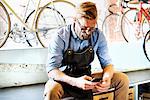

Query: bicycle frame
left=128, top=2, right=150, bottom=24
left=1, top=0, right=42, bottom=32
left=138, top=3, right=150, bottom=23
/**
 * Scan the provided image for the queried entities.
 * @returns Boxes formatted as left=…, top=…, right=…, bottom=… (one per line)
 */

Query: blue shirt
left=46, top=24, right=112, bottom=73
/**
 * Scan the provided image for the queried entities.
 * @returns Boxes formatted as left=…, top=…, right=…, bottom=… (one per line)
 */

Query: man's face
left=76, top=17, right=97, bottom=40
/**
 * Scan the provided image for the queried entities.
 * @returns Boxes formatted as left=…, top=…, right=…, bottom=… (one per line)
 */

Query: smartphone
left=91, top=77, right=102, bottom=82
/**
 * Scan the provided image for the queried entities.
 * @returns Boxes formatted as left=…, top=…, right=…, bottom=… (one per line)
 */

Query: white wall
left=1, top=0, right=108, bottom=49
left=0, top=0, right=149, bottom=88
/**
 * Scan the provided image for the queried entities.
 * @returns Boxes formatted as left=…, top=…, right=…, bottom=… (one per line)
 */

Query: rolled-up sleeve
left=96, top=31, right=112, bottom=68
left=46, top=30, right=65, bottom=73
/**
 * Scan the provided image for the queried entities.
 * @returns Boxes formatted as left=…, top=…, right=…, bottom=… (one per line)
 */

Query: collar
left=71, top=23, right=79, bottom=39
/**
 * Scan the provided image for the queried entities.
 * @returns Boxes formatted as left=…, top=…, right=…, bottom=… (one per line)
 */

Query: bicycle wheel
left=121, top=9, right=149, bottom=42
left=24, top=10, right=40, bottom=47
left=0, top=2, right=11, bottom=48
left=102, top=13, right=123, bottom=42
left=35, top=0, right=75, bottom=47
left=143, top=31, right=150, bottom=62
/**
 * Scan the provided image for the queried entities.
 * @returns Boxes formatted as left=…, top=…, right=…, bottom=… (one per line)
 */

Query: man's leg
left=111, top=72, right=129, bottom=100
left=44, top=79, right=92, bottom=100
left=92, top=71, right=129, bottom=100
left=44, top=79, right=64, bottom=100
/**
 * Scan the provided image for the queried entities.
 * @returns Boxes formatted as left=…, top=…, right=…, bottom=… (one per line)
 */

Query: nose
left=86, top=29, right=93, bottom=35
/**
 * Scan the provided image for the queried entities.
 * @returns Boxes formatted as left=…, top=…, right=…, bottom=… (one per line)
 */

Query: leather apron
left=59, top=25, right=96, bottom=99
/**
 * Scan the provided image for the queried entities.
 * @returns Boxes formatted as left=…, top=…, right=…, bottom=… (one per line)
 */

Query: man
left=44, top=1, right=129, bottom=100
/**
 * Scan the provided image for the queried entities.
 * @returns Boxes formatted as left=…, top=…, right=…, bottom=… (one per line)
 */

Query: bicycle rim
left=35, top=0, right=75, bottom=47
left=142, top=18, right=150, bottom=38
left=143, top=31, right=150, bottom=62
left=121, top=9, right=145, bottom=43
left=0, top=2, right=11, bottom=48
left=24, top=10, right=39, bottom=47
left=35, top=7, right=66, bottom=47
left=102, top=13, right=123, bottom=42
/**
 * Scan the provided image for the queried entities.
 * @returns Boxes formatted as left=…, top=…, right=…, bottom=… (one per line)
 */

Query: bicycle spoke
left=121, top=9, right=149, bottom=42
left=0, top=31, right=6, bottom=40
left=102, top=13, right=124, bottom=43
left=24, top=9, right=39, bottom=47
left=46, top=1, right=76, bottom=25
left=35, top=0, right=75, bottom=47
left=121, top=9, right=138, bottom=42
left=36, top=7, right=65, bottom=47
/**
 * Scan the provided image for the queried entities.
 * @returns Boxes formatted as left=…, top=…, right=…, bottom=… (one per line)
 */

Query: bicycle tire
left=121, top=9, right=149, bottom=42
left=143, top=30, right=150, bottom=62
left=24, top=9, right=39, bottom=47
left=102, top=13, right=122, bottom=42
left=0, top=2, right=11, bottom=48
left=35, top=0, right=75, bottom=47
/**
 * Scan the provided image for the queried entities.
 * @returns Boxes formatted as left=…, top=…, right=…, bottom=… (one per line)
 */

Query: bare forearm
left=48, top=68, right=75, bottom=86
left=103, top=64, right=114, bottom=79
left=48, top=68, right=98, bottom=90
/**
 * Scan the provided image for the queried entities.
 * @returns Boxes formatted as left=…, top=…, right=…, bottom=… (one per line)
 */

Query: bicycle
left=102, top=0, right=129, bottom=42
left=121, top=1, right=150, bottom=62
left=2, top=0, right=40, bottom=47
left=121, top=1, right=150, bottom=42
left=0, top=0, right=75, bottom=48
left=102, top=0, right=150, bottom=62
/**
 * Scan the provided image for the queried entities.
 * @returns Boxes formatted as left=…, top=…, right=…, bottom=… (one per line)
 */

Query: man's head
left=75, top=1, right=98, bottom=40
left=76, top=1, right=97, bottom=20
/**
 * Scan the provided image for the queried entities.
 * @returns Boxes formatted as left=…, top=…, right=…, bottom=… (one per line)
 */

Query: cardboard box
left=93, top=92, right=114, bottom=100
left=128, top=87, right=134, bottom=100
left=93, top=87, right=134, bottom=100
left=143, top=92, right=150, bottom=100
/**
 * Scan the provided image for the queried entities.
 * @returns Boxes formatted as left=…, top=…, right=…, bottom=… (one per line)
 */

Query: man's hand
left=72, top=75, right=97, bottom=90
left=93, top=64, right=114, bottom=93
left=94, top=76, right=111, bottom=93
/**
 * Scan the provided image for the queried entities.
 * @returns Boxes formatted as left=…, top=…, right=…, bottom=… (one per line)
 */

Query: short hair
left=76, top=1, right=97, bottom=20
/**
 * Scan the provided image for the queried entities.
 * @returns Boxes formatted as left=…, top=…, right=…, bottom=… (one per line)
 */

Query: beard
left=74, top=22, right=92, bottom=40
left=81, top=32, right=92, bottom=40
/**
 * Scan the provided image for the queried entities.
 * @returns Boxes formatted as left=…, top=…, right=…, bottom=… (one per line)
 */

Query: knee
left=113, top=72, right=130, bottom=87
left=44, top=80, right=64, bottom=100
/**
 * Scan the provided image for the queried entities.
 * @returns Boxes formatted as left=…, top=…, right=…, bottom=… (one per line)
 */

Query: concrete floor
left=0, top=84, right=44, bottom=100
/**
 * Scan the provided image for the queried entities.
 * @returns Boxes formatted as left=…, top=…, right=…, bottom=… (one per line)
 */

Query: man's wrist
left=103, top=73, right=110, bottom=78
left=62, top=75, right=76, bottom=86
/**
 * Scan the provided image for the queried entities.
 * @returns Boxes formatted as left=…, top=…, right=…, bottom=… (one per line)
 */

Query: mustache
left=81, top=32, right=91, bottom=40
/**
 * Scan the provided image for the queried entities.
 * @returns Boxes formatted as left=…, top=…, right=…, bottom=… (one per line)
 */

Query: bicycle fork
left=134, top=11, right=144, bottom=40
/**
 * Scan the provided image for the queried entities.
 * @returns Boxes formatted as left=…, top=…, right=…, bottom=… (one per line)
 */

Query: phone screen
left=91, top=77, right=102, bottom=82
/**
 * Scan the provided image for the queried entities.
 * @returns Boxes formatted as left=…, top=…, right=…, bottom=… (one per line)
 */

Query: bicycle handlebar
left=108, top=1, right=129, bottom=14
left=127, top=2, right=150, bottom=9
